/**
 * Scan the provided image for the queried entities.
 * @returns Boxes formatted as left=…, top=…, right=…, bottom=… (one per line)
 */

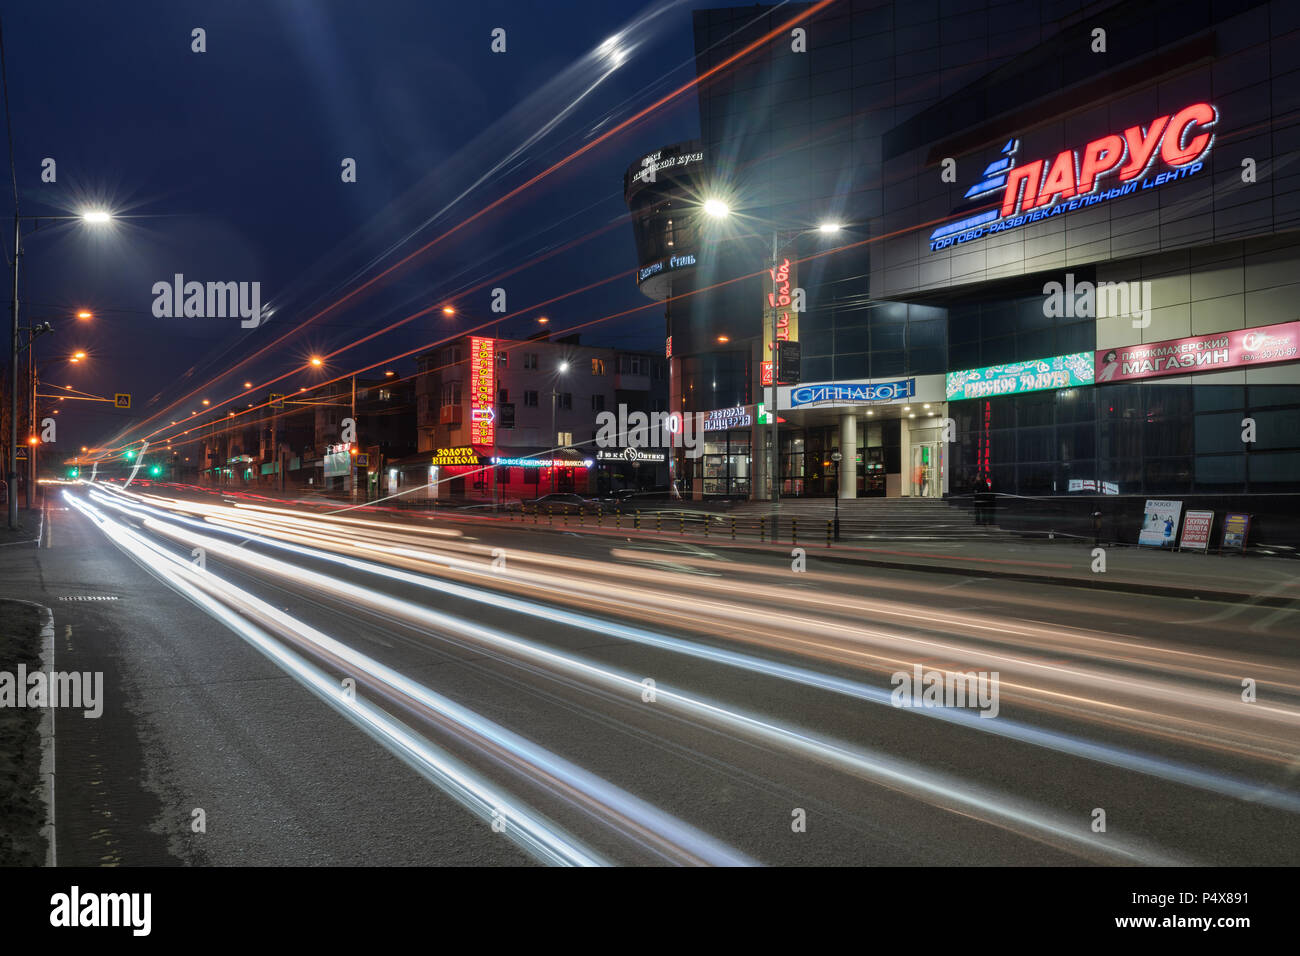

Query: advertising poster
left=946, top=352, right=1094, bottom=401
left=1095, top=320, right=1300, bottom=383
left=323, top=447, right=351, bottom=479
left=1138, top=499, right=1183, bottom=549
left=1220, top=512, right=1251, bottom=553
left=1178, top=510, right=1214, bottom=551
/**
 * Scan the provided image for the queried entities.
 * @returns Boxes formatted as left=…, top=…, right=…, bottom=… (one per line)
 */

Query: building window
left=523, top=353, right=539, bottom=370
left=591, top=394, right=605, bottom=411
left=591, top=358, right=606, bottom=375
left=440, top=383, right=461, bottom=406
left=497, top=350, right=509, bottom=368
left=557, top=431, right=573, bottom=447
left=619, top=355, right=649, bottom=375
left=524, top=390, right=539, bottom=407
left=559, top=393, right=572, bottom=411
left=441, top=346, right=462, bottom=366
left=498, top=388, right=508, bottom=405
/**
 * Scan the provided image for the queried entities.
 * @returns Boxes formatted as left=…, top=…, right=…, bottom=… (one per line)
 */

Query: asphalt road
left=3, top=481, right=1297, bottom=866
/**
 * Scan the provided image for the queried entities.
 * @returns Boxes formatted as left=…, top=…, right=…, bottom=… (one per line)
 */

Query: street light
left=699, top=200, right=843, bottom=505
left=8, top=208, right=113, bottom=529
left=549, top=360, right=570, bottom=493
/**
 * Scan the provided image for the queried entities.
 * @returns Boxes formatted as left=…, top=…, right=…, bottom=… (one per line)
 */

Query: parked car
left=521, top=493, right=595, bottom=512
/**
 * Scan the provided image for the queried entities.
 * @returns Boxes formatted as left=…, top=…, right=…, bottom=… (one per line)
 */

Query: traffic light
left=149, top=465, right=161, bottom=476
left=124, top=449, right=135, bottom=460
left=68, top=467, right=79, bottom=479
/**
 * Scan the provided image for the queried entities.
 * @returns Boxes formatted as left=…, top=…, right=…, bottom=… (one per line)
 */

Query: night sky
left=5, top=0, right=736, bottom=458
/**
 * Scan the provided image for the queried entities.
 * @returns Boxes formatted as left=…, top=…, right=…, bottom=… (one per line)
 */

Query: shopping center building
left=624, top=0, right=1299, bottom=538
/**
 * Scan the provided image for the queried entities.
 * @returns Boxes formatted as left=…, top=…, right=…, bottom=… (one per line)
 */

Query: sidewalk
left=489, top=510, right=1300, bottom=606
left=129, top=484, right=1300, bottom=607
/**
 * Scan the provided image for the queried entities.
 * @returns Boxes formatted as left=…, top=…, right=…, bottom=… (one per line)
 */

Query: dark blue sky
left=6, top=0, right=746, bottom=455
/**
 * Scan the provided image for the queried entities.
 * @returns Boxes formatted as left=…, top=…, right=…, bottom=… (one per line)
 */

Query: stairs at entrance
left=725, top=497, right=1015, bottom=540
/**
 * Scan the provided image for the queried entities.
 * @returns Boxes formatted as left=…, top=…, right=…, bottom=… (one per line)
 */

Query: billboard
left=1095, top=321, right=1300, bottom=383
left=1220, top=513, right=1251, bottom=553
left=1178, top=510, right=1214, bottom=551
left=1138, top=499, right=1183, bottom=549
left=946, top=353, right=1094, bottom=401
left=323, top=446, right=351, bottom=479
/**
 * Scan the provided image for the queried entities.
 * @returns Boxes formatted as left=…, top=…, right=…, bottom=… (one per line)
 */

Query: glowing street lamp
left=10, top=207, right=116, bottom=527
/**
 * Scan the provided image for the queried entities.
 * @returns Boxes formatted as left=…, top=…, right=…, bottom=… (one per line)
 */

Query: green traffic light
left=125, top=449, right=135, bottom=459
left=150, top=465, right=161, bottom=476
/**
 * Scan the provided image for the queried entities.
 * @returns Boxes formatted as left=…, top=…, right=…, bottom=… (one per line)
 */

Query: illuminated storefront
left=621, top=0, right=1300, bottom=537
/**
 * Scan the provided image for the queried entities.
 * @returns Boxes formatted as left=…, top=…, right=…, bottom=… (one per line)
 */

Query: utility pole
left=350, top=374, right=357, bottom=499
left=8, top=214, right=19, bottom=529
left=27, top=327, right=34, bottom=509
left=271, top=405, right=279, bottom=493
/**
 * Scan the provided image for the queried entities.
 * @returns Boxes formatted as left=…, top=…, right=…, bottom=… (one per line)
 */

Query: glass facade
left=951, top=384, right=1300, bottom=497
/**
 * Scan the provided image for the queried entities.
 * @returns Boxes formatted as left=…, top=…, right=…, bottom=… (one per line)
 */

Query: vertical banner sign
left=469, top=336, right=496, bottom=451
left=1178, top=510, right=1214, bottom=551
left=1138, top=499, right=1183, bottom=549
left=764, top=256, right=798, bottom=380
left=1220, top=512, right=1251, bottom=553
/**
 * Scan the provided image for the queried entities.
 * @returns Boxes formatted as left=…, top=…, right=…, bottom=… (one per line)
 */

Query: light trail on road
left=62, top=482, right=1300, bottom=865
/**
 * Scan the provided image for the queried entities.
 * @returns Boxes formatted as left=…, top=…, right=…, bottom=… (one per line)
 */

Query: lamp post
left=9, top=211, right=112, bottom=529
left=699, top=203, right=841, bottom=507
left=549, top=360, right=569, bottom=494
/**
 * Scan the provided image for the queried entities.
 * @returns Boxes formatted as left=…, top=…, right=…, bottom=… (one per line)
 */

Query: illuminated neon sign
left=637, top=252, right=698, bottom=284
left=946, top=353, right=1094, bottom=400
left=789, top=379, right=915, bottom=407
left=491, top=456, right=594, bottom=469
left=469, top=336, right=495, bottom=450
left=931, top=102, right=1218, bottom=251
left=431, top=446, right=483, bottom=467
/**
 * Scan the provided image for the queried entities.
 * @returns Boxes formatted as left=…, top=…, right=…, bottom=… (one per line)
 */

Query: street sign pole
left=831, top=450, right=843, bottom=542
